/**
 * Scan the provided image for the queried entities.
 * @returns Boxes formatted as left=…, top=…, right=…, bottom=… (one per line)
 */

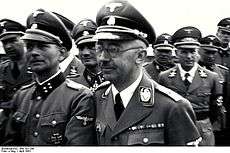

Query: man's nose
left=97, top=50, right=111, bottom=62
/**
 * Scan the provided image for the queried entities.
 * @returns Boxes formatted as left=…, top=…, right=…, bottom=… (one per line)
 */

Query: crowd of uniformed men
left=0, top=0, right=230, bottom=146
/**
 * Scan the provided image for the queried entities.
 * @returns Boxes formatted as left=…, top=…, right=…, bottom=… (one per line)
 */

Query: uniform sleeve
left=212, top=73, right=223, bottom=96
left=167, top=100, right=201, bottom=145
left=65, top=89, right=97, bottom=145
left=0, top=91, right=21, bottom=145
left=210, top=73, right=226, bottom=125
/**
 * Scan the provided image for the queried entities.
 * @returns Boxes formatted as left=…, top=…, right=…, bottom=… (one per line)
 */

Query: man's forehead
left=96, top=39, right=133, bottom=46
left=24, top=39, right=55, bottom=45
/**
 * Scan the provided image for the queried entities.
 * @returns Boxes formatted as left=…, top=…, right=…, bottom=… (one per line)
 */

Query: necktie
left=12, top=62, right=20, bottom=79
left=184, top=73, right=190, bottom=89
left=114, top=93, right=125, bottom=121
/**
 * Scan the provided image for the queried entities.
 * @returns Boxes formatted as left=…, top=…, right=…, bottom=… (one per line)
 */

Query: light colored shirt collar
left=36, top=70, right=62, bottom=85
left=178, top=62, right=198, bottom=83
left=59, top=53, right=74, bottom=73
left=111, top=69, right=143, bottom=108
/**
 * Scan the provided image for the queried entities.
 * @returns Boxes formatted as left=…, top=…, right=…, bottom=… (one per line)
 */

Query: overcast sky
left=0, top=0, right=230, bottom=37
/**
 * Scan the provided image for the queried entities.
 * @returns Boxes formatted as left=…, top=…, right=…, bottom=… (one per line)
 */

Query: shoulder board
left=0, top=60, right=10, bottom=67
left=143, top=62, right=150, bottom=67
left=0, top=59, right=10, bottom=65
left=20, top=82, right=36, bottom=90
left=216, top=64, right=229, bottom=71
left=154, top=82, right=185, bottom=102
left=66, top=79, right=89, bottom=90
left=95, top=81, right=111, bottom=91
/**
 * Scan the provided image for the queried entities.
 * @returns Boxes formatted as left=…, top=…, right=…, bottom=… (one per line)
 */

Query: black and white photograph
left=0, top=0, right=230, bottom=151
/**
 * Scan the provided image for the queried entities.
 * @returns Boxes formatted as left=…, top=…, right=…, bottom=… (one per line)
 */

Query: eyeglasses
left=95, top=45, right=143, bottom=58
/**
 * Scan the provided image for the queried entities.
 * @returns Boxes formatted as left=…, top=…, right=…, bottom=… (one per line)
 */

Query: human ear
left=136, top=49, right=147, bottom=64
left=58, top=47, right=67, bottom=62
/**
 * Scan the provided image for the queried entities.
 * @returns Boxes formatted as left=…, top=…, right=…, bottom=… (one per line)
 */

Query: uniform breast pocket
left=197, top=92, right=211, bottom=97
left=197, top=88, right=211, bottom=97
left=127, top=129, right=165, bottom=145
left=40, top=113, right=67, bottom=145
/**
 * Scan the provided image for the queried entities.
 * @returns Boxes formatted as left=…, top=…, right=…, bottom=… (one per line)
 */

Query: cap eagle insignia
left=105, top=2, right=123, bottom=12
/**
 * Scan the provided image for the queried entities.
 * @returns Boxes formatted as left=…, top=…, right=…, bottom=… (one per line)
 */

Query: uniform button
left=143, top=137, right=149, bottom=144
left=13, top=88, right=17, bottom=91
left=36, top=96, right=42, bottom=100
left=44, top=90, right=48, bottom=93
left=113, top=136, right=118, bottom=141
left=35, top=114, right=40, bottom=119
left=33, top=132, right=38, bottom=137
left=186, top=93, right=190, bottom=96
left=52, top=120, right=57, bottom=125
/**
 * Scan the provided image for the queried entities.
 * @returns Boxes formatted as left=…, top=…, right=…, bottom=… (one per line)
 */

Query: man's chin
left=30, top=66, right=45, bottom=73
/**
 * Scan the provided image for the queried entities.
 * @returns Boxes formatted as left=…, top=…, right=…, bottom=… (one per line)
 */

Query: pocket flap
left=41, top=113, right=66, bottom=126
left=128, top=129, right=164, bottom=145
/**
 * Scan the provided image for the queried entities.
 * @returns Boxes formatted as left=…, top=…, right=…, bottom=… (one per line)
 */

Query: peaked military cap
left=154, top=33, right=174, bottom=51
left=21, top=9, right=72, bottom=51
left=0, top=19, right=26, bottom=41
left=94, top=0, right=156, bottom=45
left=72, top=19, right=97, bottom=46
left=200, top=35, right=221, bottom=51
left=172, top=26, right=202, bottom=49
left=52, top=12, right=75, bottom=32
left=217, top=17, right=230, bottom=33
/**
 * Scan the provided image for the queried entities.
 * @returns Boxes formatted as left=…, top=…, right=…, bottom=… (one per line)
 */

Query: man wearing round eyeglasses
left=93, top=0, right=200, bottom=146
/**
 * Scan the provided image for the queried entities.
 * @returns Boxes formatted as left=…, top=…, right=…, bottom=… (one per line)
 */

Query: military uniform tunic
left=159, top=64, right=222, bottom=145
left=94, top=73, right=200, bottom=145
left=0, top=60, right=32, bottom=103
left=144, top=60, right=175, bottom=82
left=2, top=72, right=96, bottom=145
left=73, top=68, right=104, bottom=92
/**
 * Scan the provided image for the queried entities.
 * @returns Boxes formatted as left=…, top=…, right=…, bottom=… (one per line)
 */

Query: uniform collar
left=153, top=60, right=174, bottom=71
left=178, top=62, right=198, bottom=83
left=84, top=68, right=104, bottom=88
left=111, top=69, right=143, bottom=108
left=33, top=70, right=65, bottom=100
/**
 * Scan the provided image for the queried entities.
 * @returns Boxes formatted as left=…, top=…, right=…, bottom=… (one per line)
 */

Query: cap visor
left=201, top=46, right=219, bottom=52
left=75, top=35, right=96, bottom=45
left=0, top=33, right=24, bottom=41
left=176, top=44, right=200, bottom=49
left=218, top=26, right=230, bottom=33
left=154, top=45, right=174, bottom=51
left=21, top=33, right=55, bottom=44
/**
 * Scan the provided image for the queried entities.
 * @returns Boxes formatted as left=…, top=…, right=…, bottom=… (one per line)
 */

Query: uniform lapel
left=187, top=67, right=202, bottom=93
left=102, top=87, right=117, bottom=130
left=111, top=74, right=154, bottom=137
left=172, top=66, right=187, bottom=91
